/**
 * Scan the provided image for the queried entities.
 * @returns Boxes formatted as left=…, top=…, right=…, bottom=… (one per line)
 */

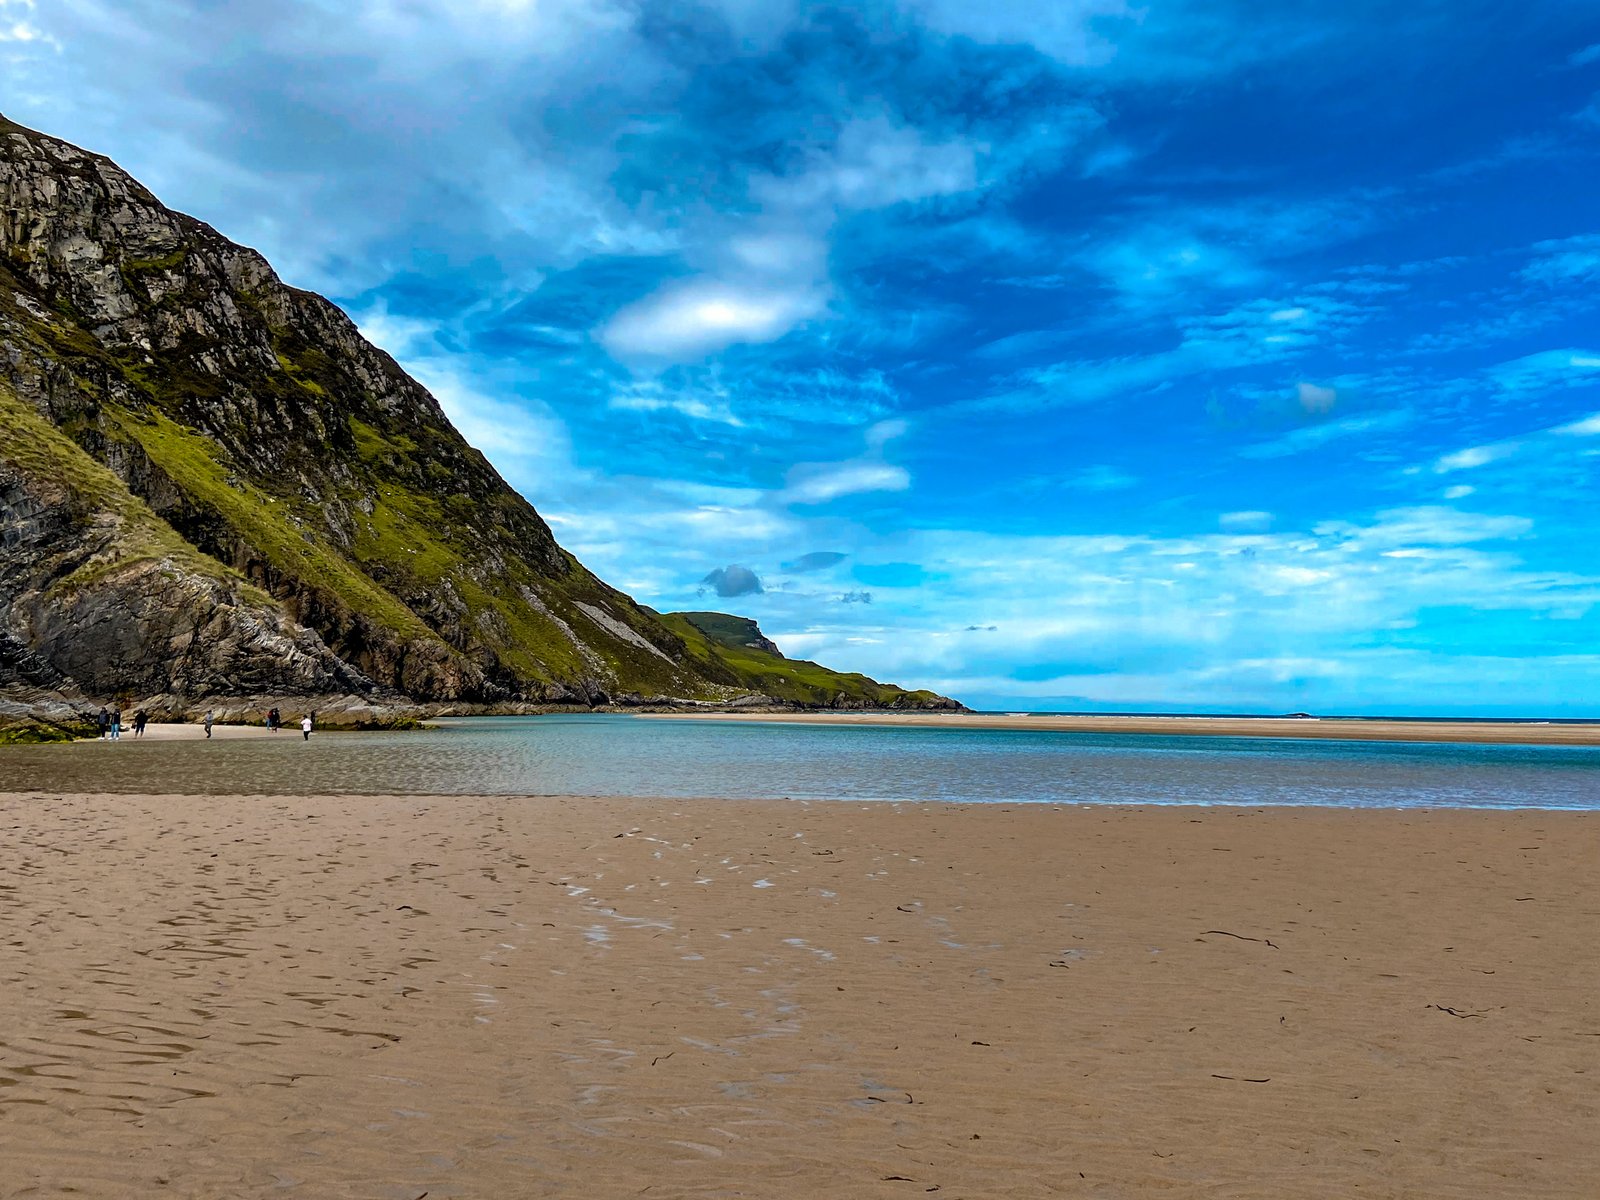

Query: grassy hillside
left=0, top=385, right=247, bottom=597
left=669, top=612, right=778, bottom=653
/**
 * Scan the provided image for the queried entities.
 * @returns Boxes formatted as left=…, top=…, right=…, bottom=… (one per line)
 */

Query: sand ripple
left=1, top=795, right=1596, bottom=1197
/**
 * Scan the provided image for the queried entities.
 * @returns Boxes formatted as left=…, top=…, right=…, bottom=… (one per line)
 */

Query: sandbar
left=1, top=793, right=1595, bottom=1197
left=647, top=710, right=1600, bottom=745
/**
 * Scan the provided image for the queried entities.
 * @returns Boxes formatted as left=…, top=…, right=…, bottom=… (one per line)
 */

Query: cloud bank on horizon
left=5, top=0, right=1600, bottom=715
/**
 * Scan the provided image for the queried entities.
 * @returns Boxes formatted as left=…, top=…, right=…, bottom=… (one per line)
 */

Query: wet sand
left=1, top=794, right=1595, bottom=1198
left=649, top=710, right=1600, bottom=745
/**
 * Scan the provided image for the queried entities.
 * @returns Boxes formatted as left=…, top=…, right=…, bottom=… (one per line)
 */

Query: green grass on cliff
left=671, top=611, right=772, bottom=650
left=344, top=415, right=592, bottom=681
left=104, top=404, right=433, bottom=640
left=118, top=248, right=188, bottom=292
left=273, top=351, right=328, bottom=397
left=0, top=384, right=244, bottom=595
left=345, top=416, right=711, bottom=692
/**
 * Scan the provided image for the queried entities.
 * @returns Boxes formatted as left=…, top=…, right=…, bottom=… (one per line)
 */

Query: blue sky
left=5, top=1, right=1600, bottom=714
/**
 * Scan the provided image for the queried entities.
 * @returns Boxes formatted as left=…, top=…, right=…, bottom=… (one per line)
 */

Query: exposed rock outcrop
left=1, top=384, right=375, bottom=705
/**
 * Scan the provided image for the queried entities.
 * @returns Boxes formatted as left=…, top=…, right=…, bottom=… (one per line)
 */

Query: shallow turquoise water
left=2, top=713, right=1598, bottom=808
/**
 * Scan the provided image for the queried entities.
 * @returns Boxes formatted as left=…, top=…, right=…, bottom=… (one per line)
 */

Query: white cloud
left=1318, top=505, right=1531, bottom=547
left=1087, top=234, right=1263, bottom=298
left=784, top=461, right=912, bottom=505
left=0, top=0, right=52, bottom=46
left=778, top=418, right=913, bottom=505
left=914, top=0, right=1133, bottom=66
left=1552, top=411, right=1600, bottom=436
left=355, top=304, right=442, bottom=359
left=609, top=380, right=743, bottom=426
left=864, top=418, right=910, bottom=451
left=752, top=116, right=983, bottom=213
left=600, top=281, right=826, bottom=362
left=598, top=112, right=1032, bottom=366
left=1432, top=443, right=1518, bottom=473
left=728, top=231, right=828, bottom=273
left=1219, top=510, right=1273, bottom=532
left=1521, top=234, right=1600, bottom=285
left=1443, top=484, right=1474, bottom=500
left=1491, top=348, right=1600, bottom=393
left=1296, top=381, right=1337, bottom=413
left=910, top=0, right=1302, bottom=80
left=1239, top=409, right=1411, bottom=459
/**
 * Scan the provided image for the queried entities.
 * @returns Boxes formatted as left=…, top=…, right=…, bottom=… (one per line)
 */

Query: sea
left=2, top=713, right=1599, bottom=809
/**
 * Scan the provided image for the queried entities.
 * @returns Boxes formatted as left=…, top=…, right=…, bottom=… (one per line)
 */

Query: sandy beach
left=74, top=722, right=295, bottom=742
left=649, top=710, right=1600, bottom=745
left=1, top=793, right=1595, bottom=1198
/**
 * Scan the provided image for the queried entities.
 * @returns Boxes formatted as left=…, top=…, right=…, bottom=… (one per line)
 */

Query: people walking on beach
left=203, top=709, right=214, bottom=739
left=268, top=706, right=280, bottom=732
left=97, top=707, right=109, bottom=740
left=109, top=707, right=122, bottom=741
left=301, top=712, right=313, bottom=741
left=133, top=709, right=148, bottom=738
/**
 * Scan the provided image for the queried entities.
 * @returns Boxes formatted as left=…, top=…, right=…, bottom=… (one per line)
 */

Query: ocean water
left=2, top=713, right=1599, bottom=808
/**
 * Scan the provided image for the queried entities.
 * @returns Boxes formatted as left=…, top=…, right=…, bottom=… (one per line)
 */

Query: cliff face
left=0, top=384, right=368, bottom=701
left=0, top=115, right=958, bottom=716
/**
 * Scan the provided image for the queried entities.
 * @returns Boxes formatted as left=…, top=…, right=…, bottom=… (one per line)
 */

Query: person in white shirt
left=301, top=713, right=313, bottom=741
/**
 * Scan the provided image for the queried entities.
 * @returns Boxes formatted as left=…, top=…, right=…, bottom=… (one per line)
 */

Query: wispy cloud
left=608, top=379, right=744, bottom=426
left=1431, top=443, right=1519, bottom=473
left=1239, top=409, right=1412, bottom=459
left=1521, top=234, right=1600, bottom=285
left=970, top=292, right=1370, bottom=413
left=785, top=461, right=911, bottom=505
left=1552, top=411, right=1600, bottom=436
left=0, top=0, right=54, bottom=47
left=1568, top=43, right=1600, bottom=68
left=1219, top=510, right=1273, bottom=532
left=1491, top=349, right=1600, bottom=393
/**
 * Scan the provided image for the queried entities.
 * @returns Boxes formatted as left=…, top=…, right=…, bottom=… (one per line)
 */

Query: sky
left=4, top=0, right=1600, bottom=715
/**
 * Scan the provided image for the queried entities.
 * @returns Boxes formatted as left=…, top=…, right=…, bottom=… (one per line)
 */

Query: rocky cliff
left=0, top=114, right=958, bottom=723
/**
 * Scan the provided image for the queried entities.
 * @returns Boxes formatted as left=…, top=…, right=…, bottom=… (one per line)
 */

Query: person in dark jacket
left=97, top=707, right=109, bottom=740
